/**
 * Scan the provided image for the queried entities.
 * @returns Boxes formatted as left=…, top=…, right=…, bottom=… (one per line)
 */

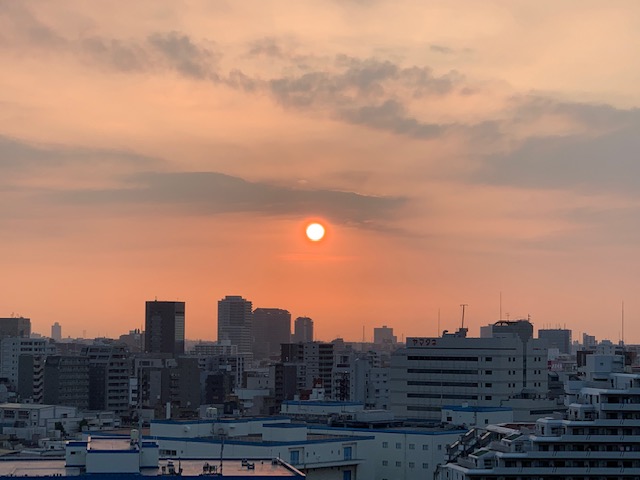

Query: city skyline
left=2, top=2, right=640, bottom=341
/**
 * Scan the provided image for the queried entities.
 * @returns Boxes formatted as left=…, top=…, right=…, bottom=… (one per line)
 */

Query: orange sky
left=2, top=1, right=640, bottom=342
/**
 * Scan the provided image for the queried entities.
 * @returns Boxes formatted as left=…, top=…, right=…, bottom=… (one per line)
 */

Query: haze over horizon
left=1, top=1, right=640, bottom=343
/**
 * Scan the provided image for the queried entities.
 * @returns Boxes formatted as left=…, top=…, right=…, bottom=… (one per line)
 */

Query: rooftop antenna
left=622, top=301, right=625, bottom=345
left=460, top=304, right=468, bottom=329
left=362, top=325, right=365, bottom=343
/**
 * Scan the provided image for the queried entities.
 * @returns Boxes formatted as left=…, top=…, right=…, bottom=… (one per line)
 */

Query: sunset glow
left=306, top=223, right=326, bottom=242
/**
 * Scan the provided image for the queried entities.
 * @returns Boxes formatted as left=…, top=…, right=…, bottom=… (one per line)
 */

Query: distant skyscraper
left=0, top=317, right=31, bottom=339
left=144, top=301, right=185, bottom=355
left=252, top=308, right=291, bottom=359
left=292, top=317, right=313, bottom=343
left=51, top=322, right=62, bottom=341
left=218, top=296, right=253, bottom=354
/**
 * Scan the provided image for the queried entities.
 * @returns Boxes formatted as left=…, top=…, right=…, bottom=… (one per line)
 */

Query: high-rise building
left=538, top=328, right=572, bottom=354
left=0, top=317, right=31, bottom=339
left=51, top=322, right=62, bottom=341
left=252, top=308, right=291, bottom=359
left=83, top=343, right=130, bottom=415
left=217, top=296, right=252, bottom=354
left=292, top=317, right=313, bottom=343
left=144, top=301, right=185, bottom=355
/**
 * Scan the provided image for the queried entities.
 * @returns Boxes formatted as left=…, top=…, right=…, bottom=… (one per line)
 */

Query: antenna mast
left=460, top=304, right=468, bottom=329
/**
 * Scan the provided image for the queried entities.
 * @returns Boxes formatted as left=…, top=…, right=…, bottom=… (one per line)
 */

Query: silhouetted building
left=252, top=308, right=291, bottom=360
left=145, top=301, right=185, bottom=355
left=538, top=328, right=572, bottom=354
left=51, top=322, right=62, bottom=341
left=292, top=317, right=313, bottom=343
left=83, top=343, right=130, bottom=415
left=280, top=341, right=334, bottom=398
left=0, top=317, right=31, bottom=339
left=217, top=296, right=252, bottom=354
left=373, top=325, right=397, bottom=345
left=43, top=355, right=89, bottom=409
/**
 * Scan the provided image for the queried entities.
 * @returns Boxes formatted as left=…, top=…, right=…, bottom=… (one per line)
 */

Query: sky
left=2, top=1, right=640, bottom=343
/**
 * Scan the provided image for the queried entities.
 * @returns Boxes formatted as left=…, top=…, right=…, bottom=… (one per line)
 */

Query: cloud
left=477, top=100, right=640, bottom=193
left=52, top=171, right=407, bottom=227
left=147, top=31, right=219, bottom=79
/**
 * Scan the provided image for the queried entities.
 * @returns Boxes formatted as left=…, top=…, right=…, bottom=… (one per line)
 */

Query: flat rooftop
left=0, top=458, right=303, bottom=478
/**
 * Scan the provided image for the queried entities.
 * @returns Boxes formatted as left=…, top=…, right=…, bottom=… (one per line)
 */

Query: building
left=538, top=328, right=572, bottom=355
left=145, top=301, right=185, bottom=356
left=0, top=403, right=79, bottom=443
left=373, top=326, right=397, bottom=346
left=292, top=317, right=313, bottom=343
left=0, top=337, right=53, bottom=389
left=436, top=354, right=640, bottom=480
left=252, top=308, right=291, bottom=360
left=281, top=342, right=335, bottom=399
left=0, top=316, right=30, bottom=339
left=83, top=343, right=130, bottom=416
left=0, top=433, right=304, bottom=478
left=218, top=296, right=253, bottom=354
left=390, top=321, right=550, bottom=421
left=51, top=322, right=62, bottom=341
left=43, top=355, right=90, bottom=409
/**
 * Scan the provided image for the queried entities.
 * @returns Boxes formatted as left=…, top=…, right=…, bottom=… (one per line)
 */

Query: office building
left=281, top=341, right=334, bottom=398
left=374, top=325, right=397, bottom=345
left=51, top=322, right=62, bottom=341
left=252, top=308, right=291, bottom=359
left=217, top=296, right=252, bottom=354
left=292, top=316, right=313, bottom=343
left=144, top=301, right=185, bottom=355
left=390, top=320, right=549, bottom=421
left=0, top=337, right=53, bottom=388
left=538, top=328, right=572, bottom=354
left=0, top=317, right=31, bottom=339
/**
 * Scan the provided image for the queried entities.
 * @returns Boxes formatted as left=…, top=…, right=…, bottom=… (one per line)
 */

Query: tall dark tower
left=252, top=308, right=291, bottom=359
left=217, top=296, right=252, bottom=354
left=293, top=317, right=313, bottom=343
left=145, top=301, right=185, bottom=355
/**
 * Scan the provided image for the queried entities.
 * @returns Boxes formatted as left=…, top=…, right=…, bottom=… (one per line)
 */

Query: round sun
left=306, top=222, right=326, bottom=242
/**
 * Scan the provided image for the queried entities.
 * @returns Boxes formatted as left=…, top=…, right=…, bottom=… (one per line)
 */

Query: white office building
left=390, top=321, right=550, bottom=421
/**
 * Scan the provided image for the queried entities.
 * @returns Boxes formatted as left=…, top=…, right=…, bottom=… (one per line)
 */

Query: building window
left=485, top=357, right=492, bottom=361
left=485, top=383, right=492, bottom=387
left=396, top=461, right=401, bottom=467
left=486, top=395, right=492, bottom=400
left=422, top=445, right=429, bottom=450
left=485, top=370, right=492, bottom=375
left=382, top=460, right=388, bottom=466
left=422, top=463, right=429, bottom=469
left=409, top=462, right=415, bottom=468
left=409, top=443, right=415, bottom=450
left=382, top=442, right=388, bottom=448
left=438, top=445, right=442, bottom=451
left=396, top=442, right=402, bottom=449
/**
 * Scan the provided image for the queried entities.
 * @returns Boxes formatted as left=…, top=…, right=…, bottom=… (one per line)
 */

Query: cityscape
left=0, top=303, right=636, bottom=478
left=3, top=0, right=640, bottom=479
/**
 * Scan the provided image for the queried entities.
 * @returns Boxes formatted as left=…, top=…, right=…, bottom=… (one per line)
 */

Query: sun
left=306, top=222, right=326, bottom=242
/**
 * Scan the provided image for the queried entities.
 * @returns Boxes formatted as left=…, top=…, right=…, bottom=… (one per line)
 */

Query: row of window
left=381, top=442, right=441, bottom=451
left=381, top=460, right=429, bottom=469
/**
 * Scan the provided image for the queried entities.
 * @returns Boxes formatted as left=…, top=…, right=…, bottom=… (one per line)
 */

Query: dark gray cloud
left=0, top=135, right=163, bottom=184
left=475, top=99, right=640, bottom=193
left=147, top=31, right=219, bottom=79
left=51, top=171, right=406, bottom=226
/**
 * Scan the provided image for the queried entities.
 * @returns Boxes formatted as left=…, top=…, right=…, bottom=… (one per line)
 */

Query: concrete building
left=144, top=300, right=185, bottom=356
left=390, top=321, right=549, bottom=421
left=292, top=317, right=313, bottom=343
left=218, top=296, right=253, bottom=355
left=436, top=354, right=640, bottom=480
left=252, top=308, right=291, bottom=360
left=43, top=356, right=90, bottom=409
left=83, top=343, right=130, bottom=416
left=281, top=342, right=334, bottom=399
left=0, top=403, right=79, bottom=443
left=0, top=317, right=30, bottom=339
left=0, top=337, right=53, bottom=389
left=373, top=326, right=397, bottom=346
left=51, top=322, right=62, bottom=341
left=350, top=353, right=390, bottom=410
left=538, top=328, right=572, bottom=355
